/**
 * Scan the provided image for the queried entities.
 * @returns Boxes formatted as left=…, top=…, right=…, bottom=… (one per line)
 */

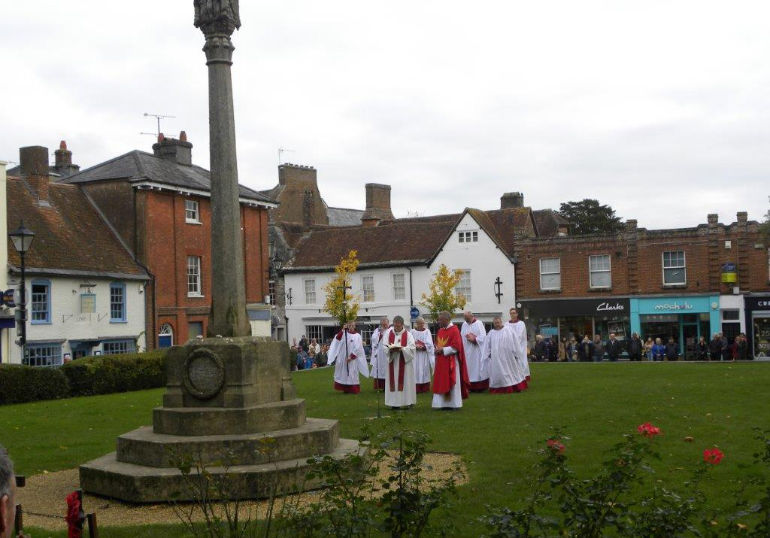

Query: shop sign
left=636, top=295, right=715, bottom=315
left=520, top=298, right=629, bottom=318
left=745, top=296, right=770, bottom=311
left=1, top=289, right=15, bottom=308
left=654, top=302, right=694, bottom=311
left=721, top=262, right=737, bottom=283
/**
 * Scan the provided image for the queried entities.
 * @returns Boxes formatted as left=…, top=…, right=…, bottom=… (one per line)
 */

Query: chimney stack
left=501, top=192, right=524, bottom=209
left=361, top=183, right=394, bottom=226
left=52, top=140, right=80, bottom=178
left=19, top=146, right=50, bottom=205
left=707, top=213, right=719, bottom=227
left=152, top=131, right=193, bottom=166
left=736, top=211, right=748, bottom=226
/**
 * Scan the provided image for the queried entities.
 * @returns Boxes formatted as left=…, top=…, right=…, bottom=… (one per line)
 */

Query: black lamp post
left=9, top=221, right=35, bottom=364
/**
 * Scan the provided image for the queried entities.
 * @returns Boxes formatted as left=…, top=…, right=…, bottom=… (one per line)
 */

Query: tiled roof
left=326, top=206, right=364, bottom=227
left=287, top=207, right=535, bottom=271
left=62, top=151, right=276, bottom=205
left=6, top=178, right=147, bottom=278
left=532, top=209, right=569, bottom=237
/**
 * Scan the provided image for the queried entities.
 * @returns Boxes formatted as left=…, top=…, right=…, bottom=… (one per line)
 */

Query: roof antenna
left=278, top=147, right=295, bottom=165
left=143, top=112, right=176, bottom=135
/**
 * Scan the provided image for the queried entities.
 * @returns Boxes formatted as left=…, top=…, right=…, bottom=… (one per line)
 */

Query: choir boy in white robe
left=461, top=311, right=488, bottom=392
left=327, top=320, right=369, bottom=394
left=384, top=315, right=417, bottom=409
left=369, top=317, right=390, bottom=390
left=411, top=317, right=435, bottom=393
left=483, top=316, right=526, bottom=393
left=507, top=308, right=530, bottom=385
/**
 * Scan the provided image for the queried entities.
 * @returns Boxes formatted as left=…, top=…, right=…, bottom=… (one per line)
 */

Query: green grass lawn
left=3, top=361, right=768, bottom=536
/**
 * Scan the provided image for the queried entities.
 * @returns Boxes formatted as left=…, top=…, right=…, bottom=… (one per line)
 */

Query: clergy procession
left=326, top=309, right=531, bottom=410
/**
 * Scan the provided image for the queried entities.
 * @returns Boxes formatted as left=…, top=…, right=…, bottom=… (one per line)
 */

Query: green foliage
left=559, top=199, right=625, bottom=235
left=60, top=351, right=166, bottom=396
left=0, top=364, right=69, bottom=404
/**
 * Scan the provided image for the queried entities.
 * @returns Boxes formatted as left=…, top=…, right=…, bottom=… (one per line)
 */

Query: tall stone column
left=195, top=1, right=251, bottom=337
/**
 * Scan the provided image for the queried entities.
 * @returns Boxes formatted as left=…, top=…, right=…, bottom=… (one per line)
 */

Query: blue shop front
left=630, top=295, right=720, bottom=358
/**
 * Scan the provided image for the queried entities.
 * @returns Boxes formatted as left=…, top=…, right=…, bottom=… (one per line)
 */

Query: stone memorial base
left=80, top=337, right=364, bottom=502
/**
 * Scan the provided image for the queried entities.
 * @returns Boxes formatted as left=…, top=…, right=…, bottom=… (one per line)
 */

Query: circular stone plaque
left=182, top=348, right=225, bottom=400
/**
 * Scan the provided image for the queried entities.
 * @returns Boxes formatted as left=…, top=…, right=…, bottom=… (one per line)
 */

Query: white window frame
left=305, top=325, right=323, bottom=341
left=539, top=258, right=561, bottom=291
left=185, top=199, right=200, bottom=223
left=361, top=275, right=375, bottom=302
left=304, top=279, right=316, bottom=304
left=187, top=255, right=203, bottom=296
left=455, top=269, right=472, bottom=303
left=662, top=250, right=687, bottom=286
left=458, top=231, right=479, bottom=243
left=589, top=254, right=611, bottom=289
left=392, top=272, right=406, bottom=301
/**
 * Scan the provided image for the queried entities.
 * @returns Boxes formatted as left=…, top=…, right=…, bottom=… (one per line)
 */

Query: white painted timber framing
left=284, top=212, right=516, bottom=344
left=3, top=274, right=146, bottom=364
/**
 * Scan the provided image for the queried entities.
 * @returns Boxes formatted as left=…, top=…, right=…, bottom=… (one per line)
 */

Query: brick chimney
left=152, top=131, right=192, bottom=166
left=707, top=213, right=719, bottom=227
left=52, top=140, right=80, bottom=178
left=275, top=164, right=329, bottom=226
left=736, top=211, right=748, bottom=226
left=19, top=145, right=50, bottom=205
left=361, top=183, right=394, bottom=226
left=501, top=192, right=524, bottom=209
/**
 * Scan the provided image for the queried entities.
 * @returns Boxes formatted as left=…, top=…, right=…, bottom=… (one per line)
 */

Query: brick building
left=61, top=133, right=277, bottom=348
left=514, top=213, right=770, bottom=358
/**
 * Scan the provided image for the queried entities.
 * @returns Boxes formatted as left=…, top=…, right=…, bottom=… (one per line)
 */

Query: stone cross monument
left=195, top=0, right=250, bottom=337
left=78, top=2, right=363, bottom=503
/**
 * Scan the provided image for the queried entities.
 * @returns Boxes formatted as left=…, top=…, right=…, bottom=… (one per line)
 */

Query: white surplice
left=383, top=328, right=416, bottom=407
left=328, top=330, right=369, bottom=388
left=369, top=326, right=388, bottom=381
left=483, top=327, right=521, bottom=389
left=461, top=319, right=488, bottom=384
left=507, top=320, right=530, bottom=380
left=410, top=328, right=435, bottom=386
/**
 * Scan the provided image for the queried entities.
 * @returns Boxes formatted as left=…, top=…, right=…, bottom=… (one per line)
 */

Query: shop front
left=631, top=295, right=720, bottom=359
left=744, top=294, right=770, bottom=360
left=519, top=297, right=631, bottom=343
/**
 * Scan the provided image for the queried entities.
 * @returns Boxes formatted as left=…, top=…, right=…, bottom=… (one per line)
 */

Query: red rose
left=637, top=422, right=661, bottom=438
left=703, top=447, right=724, bottom=465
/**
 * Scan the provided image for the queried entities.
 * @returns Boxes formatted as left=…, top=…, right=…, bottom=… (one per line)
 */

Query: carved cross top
left=194, top=0, right=241, bottom=35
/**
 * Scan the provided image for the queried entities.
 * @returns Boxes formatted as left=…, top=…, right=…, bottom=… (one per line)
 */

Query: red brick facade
left=514, top=213, right=770, bottom=301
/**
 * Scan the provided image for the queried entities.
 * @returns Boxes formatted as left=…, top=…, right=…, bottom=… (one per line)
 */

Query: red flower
left=703, top=447, right=724, bottom=465
left=547, top=438, right=565, bottom=454
left=637, top=422, right=661, bottom=438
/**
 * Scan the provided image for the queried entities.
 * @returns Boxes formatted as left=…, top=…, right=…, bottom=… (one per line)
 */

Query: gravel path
left=18, top=452, right=466, bottom=531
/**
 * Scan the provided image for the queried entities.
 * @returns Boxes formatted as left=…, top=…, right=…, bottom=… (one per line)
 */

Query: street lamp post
left=9, top=221, right=35, bottom=364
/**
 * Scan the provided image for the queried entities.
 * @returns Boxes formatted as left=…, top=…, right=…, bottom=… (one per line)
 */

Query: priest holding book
left=384, top=315, right=417, bottom=409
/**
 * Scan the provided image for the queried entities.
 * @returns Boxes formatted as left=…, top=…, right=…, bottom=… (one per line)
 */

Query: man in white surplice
left=461, top=310, right=488, bottom=392
left=384, top=315, right=417, bottom=408
left=483, top=316, right=525, bottom=393
left=411, top=316, right=435, bottom=393
left=369, top=317, right=390, bottom=390
left=327, top=320, right=369, bottom=394
left=507, top=307, right=530, bottom=386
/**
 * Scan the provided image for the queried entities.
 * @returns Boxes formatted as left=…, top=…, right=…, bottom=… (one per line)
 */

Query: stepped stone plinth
left=80, top=337, right=364, bottom=502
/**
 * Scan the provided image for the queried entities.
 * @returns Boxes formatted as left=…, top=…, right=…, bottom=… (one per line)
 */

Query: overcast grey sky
left=1, top=1, right=768, bottom=229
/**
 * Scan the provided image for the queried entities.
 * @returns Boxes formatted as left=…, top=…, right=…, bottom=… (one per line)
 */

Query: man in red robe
left=432, top=311, right=470, bottom=409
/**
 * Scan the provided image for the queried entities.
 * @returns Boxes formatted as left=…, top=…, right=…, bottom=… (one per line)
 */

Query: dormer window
left=185, top=199, right=200, bottom=223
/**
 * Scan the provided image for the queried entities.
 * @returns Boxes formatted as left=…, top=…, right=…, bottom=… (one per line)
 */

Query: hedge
left=0, top=350, right=167, bottom=405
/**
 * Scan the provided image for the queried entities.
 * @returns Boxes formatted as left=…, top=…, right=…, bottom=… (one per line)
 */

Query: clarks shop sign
left=521, top=298, right=630, bottom=318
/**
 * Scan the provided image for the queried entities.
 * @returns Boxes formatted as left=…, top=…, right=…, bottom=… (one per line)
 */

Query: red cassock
left=432, top=324, right=470, bottom=399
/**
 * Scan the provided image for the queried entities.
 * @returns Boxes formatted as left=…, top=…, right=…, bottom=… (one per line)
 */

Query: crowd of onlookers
left=290, top=335, right=330, bottom=370
left=529, top=331, right=751, bottom=362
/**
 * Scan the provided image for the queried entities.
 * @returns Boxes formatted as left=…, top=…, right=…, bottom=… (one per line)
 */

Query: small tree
left=420, top=264, right=466, bottom=322
left=323, top=250, right=360, bottom=325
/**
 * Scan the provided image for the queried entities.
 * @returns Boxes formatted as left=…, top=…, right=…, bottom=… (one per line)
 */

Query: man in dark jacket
left=708, top=333, right=721, bottom=360
left=627, top=332, right=642, bottom=361
left=665, top=337, right=679, bottom=361
left=735, top=333, right=749, bottom=360
left=720, top=333, right=730, bottom=361
left=606, top=333, right=622, bottom=361
left=578, top=335, right=593, bottom=362
left=534, top=335, right=547, bottom=362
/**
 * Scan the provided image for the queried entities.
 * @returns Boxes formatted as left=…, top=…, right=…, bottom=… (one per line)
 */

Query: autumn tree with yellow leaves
left=323, top=250, right=361, bottom=326
left=420, top=264, right=466, bottom=321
